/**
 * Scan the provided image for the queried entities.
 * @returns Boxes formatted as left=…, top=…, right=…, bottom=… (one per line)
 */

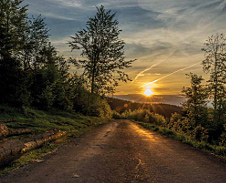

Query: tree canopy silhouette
left=69, top=5, right=135, bottom=95
left=202, top=33, right=226, bottom=124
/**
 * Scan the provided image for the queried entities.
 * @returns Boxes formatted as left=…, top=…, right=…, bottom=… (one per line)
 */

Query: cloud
left=46, top=0, right=83, bottom=8
left=141, top=62, right=201, bottom=88
left=24, top=0, right=226, bottom=95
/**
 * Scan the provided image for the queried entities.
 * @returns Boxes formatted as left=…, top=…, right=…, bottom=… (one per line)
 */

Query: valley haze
left=111, top=94, right=186, bottom=106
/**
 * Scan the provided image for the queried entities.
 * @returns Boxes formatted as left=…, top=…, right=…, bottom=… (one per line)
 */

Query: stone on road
left=1, top=120, right=226, bottom=183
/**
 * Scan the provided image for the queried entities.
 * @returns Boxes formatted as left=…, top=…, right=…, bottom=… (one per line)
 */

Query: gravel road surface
left=1, top=120, right=226, bottom=183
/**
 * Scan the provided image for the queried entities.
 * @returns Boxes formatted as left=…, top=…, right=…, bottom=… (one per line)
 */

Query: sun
left=144, top=88, right=154, bottom=96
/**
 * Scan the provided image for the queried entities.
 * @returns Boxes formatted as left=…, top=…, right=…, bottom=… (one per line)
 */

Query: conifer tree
left=182, top=73, right=208, bottom=127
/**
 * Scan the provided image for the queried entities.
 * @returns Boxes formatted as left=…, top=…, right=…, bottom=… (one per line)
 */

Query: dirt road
left=1, top=120, right=226, bottom=183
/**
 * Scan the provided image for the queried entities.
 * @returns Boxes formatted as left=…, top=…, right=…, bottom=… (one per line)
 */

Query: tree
left=202, top=33, right=226, bottom=123
left=0, top=0, right=28, bottom=59
left=30, top=43, right=70, bottom=110
left=0, top=0, right=28, bottom=106
left=22, top=15, right=49, bottom=72
left=69, top=5, right=134, bottom=95
left=182, top=73, right=208, bottom=127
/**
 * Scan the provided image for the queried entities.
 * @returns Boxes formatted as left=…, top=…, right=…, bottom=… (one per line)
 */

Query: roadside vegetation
left=107, top=97, right=182, bottom=118
left=114, top=34, right=226, bottom=158
left=0, top=104, right=110, bottom=175
left=0, top=0, right=135, bottom=173
left=113, top=109, right=226, bottom=158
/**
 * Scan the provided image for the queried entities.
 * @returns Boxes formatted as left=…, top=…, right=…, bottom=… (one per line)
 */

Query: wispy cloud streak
left=140, top=62, right=201, bottom=88
left=130, top=50, right=178, bottom=84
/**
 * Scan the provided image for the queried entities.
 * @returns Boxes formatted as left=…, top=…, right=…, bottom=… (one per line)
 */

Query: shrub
left=220, top=125, right=226, bottom=146
left=117, top=109, right=166, bottom=127
left=193, top=125, right=209, bottom=142
left=73, top=89, right=112, bottom=118
left=112, top=110, right=120, bottom=119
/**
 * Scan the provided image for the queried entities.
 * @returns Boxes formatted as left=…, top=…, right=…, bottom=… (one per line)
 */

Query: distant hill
left=107, top=97, right=183, bottom=118
left=112, top=94, right=186, bottom=106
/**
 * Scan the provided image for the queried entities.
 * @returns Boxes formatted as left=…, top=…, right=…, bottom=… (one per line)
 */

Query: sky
left=24, top=0, right=226, bottom=95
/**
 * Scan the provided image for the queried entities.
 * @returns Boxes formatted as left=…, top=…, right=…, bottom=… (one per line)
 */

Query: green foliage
left=193, top=125, right=209, bottom=142
left=220, top=124, right=226, bottom=146
left=107, top=97, right=182, bottom=118
left=73, top=87, right=112, bottom=118
left=69, top=5, right=135, bottom=94
left=137, top=121, right=226, bottom=158
left=0, top=0, right=28, bottom=106
left=0, top=1, right=114, bottom=120
left=112, top=110, right=121, bottom=119
left=202, top=33, right=226, bottom=123
left=182, top=73, right=209, bottom=127
left=0, top=104, right=110, bottom=175
left=0, top=104, right=110, bottom=133
left=118, top=109, right=166, bottom=126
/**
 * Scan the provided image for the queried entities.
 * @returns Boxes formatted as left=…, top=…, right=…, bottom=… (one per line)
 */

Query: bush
left=169, top=113, right=182, bottom=129
left=73, top=88, right=112, bottom=118
left=116, top=109, right=166, bottom=126
left=220, top=125, right=226, bottom=146
left=112, top=110, right=120, bottom=119
left=194, top=125, right=209, bottom=142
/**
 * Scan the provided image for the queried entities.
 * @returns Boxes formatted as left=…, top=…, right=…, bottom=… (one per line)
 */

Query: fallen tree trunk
left=0, top=119, right=17, bottom=123
left=0, top=139, right=25, bottom=167
left=0, top=130, right=67, bottom=167
left=1, top=123, right=32, bottom=139
left=21, top=130, right=67, bottom=153
left=8, top=128, right=32, bottom=136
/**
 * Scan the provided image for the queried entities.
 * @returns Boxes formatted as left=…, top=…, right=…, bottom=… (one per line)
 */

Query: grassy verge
left=135, top=121, right=226, bottom=160
left=0, top=105, right=110, bottom=175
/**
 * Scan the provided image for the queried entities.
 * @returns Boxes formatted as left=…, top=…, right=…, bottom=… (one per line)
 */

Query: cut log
left=0, top=119, right=17, bottom=123
left=8, top=128, right=32, bottom=136
left=0, top=123, right=9, bottom=139
left=21, top=130, right=67, bottom=153
left=0, top=139, right=24, bottom=167
left=0, top=129, right=67, bottom=167
left=1, top=122, right=32, bottom=139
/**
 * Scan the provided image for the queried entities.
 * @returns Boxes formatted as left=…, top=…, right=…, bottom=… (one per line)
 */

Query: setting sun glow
left=144, top=88, right=154, bottom=96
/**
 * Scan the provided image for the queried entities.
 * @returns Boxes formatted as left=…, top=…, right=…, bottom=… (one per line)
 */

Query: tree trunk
left=21, top=130, right=67, bottom=153
left=91, top=50, right=98, bottom=93
left=91, top=62, right=96, bottom=93
left=214, top=49, right=218, bottom=111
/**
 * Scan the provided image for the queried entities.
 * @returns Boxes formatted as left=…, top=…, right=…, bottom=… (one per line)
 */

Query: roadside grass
left=0, top=105, right=108, bottom=133
left=0, top=105, right=110, bottom=175
left=136, top=121, right=226, bottom=159
left=0, top=142, right=58, bottom=175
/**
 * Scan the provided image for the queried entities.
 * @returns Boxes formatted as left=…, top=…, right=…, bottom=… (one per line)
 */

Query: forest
left=0, top=1, right=136, bottom=118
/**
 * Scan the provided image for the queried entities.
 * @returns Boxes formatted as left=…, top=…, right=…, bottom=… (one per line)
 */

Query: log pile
left=0, top=129, right=67, bottom=167
left=0, top=123, right=32, bottom=139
